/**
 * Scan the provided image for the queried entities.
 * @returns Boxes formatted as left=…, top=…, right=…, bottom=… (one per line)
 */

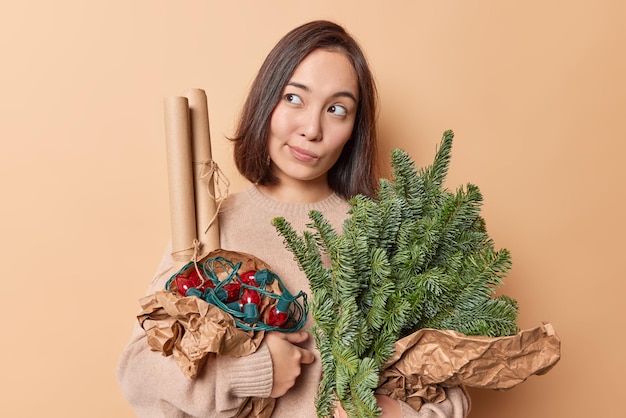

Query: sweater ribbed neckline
left=243, top=185, right=347, bottom=216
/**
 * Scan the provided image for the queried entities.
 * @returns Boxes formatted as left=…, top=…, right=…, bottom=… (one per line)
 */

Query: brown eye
left=285, top=94, right=303, bottom=104
left=328, top=104, right=347, bottom=116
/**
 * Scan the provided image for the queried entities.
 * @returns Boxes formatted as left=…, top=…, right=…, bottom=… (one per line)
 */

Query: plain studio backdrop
left=1, top=1, right=624, bottom=417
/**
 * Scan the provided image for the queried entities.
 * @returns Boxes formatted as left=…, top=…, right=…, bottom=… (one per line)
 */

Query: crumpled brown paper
left=138, top=249, right=279, bottom=417
left=377, top=323, right=561, bottom=410
left=138, top=249, right=275, bottom=379
left=233, top=397, right=276, bottom=418
left=139, top=289, right=266, bottom=377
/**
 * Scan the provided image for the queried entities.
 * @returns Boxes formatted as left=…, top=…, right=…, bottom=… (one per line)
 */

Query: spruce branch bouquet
left=273, top=131, right=553, bottom=417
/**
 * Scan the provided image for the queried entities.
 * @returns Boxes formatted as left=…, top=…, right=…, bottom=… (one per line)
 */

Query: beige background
left=1, top=1, right=624, bottom=417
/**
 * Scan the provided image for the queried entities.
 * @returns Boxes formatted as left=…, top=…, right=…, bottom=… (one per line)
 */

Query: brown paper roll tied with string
left=163, top=89, right=225, bottom=271
left=183, top=89, right=220, bottom=258
left=163, top=96, right=197, bottom=270
left=155, top=90, right=275, bottom=417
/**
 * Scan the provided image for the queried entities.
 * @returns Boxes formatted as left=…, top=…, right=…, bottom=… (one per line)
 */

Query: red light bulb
left=174, top=272, right=200, bottom=296
left=221, top=282, right=241, bottom=303
left=239, top=288, right=261, bottom=307
left=238, top=288, right=261, bottom=323
left=267, top=295, right=291, bottom=327
left=240, top=270, right=258, bottom=286
left=190, top=269, right=215, bottom=291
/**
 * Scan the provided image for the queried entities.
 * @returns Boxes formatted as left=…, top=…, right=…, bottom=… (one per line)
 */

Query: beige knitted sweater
left=117, top=186, right=470, bottom=417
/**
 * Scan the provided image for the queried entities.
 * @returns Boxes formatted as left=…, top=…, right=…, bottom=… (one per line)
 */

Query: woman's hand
left=333, top=395, right=401, bottom=418
left=265, top=331, right=315, bottom=398
left=375, top=395, right=401, bottom=417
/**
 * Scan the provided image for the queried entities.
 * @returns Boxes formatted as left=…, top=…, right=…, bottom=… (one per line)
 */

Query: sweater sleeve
left=116, top=248, right=274, bottom=418
left=399, top=387, right=471, bottom=418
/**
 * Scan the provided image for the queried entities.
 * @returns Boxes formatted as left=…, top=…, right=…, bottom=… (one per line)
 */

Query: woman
left=118, top=20, right=470, bottom=417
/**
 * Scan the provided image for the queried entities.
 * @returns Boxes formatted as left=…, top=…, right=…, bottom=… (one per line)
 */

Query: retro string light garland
left=165, top=256, right=307, bottom=331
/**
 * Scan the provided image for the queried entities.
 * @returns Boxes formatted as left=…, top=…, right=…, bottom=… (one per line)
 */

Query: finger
left=299, top=347, right=315, bottom=364
left=333, top=402, right=347, bottom=418
left=283, top=330, right=309, bottom=344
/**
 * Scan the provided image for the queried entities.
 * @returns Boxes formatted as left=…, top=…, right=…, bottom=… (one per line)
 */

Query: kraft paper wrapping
left=376, top=323, right=561, bottom=410
left=139, top=249, right=275, bottom=378
left=139, top=248, right=277, bottom=417
left=184, top=89, right=220, bottom=257
left=234, top=397, right=276, bottom=418
left=164, top=96, right=197, bottom=271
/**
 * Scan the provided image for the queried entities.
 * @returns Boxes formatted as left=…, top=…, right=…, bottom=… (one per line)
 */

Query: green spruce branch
left=273, top=130, right=519, bottom=418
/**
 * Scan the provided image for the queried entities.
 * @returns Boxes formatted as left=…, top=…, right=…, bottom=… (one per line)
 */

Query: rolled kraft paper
left=164, top=96, right=197, bottom=270
left=183, top=88, right=220, bottom=256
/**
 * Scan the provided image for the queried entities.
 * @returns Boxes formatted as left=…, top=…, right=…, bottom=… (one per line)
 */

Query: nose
left=298, top=109, right=322, bottom=141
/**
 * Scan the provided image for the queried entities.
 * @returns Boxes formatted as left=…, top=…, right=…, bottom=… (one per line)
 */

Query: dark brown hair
left=231, top=20, right=379, bottom=199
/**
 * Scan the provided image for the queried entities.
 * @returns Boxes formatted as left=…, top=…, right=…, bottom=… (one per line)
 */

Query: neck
left=257, top=178, right=333, bottom=204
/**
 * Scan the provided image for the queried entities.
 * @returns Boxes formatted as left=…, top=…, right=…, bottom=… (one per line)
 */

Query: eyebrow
left=287, top=81, right=358, bottom=103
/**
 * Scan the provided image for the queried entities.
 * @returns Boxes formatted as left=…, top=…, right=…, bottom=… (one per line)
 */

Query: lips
left=288, top=145, right=318, bottom=162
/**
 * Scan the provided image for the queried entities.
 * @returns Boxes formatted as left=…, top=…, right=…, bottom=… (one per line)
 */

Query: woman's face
left=267, top=48, right=359, bottom=190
